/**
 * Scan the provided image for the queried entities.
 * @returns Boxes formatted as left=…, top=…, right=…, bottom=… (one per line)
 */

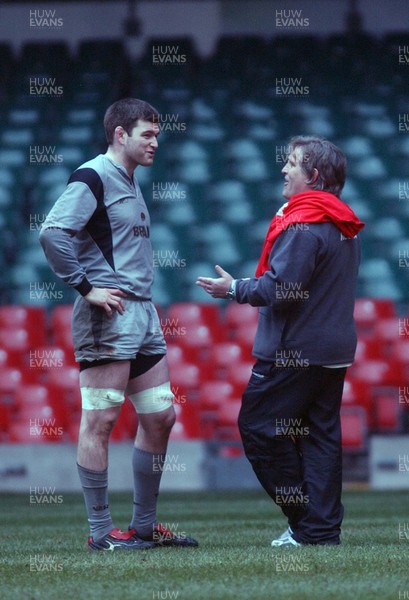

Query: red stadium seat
left=340, top=406, right=367, bottom=452
left=167, top=302, right=221, bottom=328
left=354, top=338, right=382, bottom=361
left=54, top=327, right=74, bottom=355
left=46, top=365, right=81, bottom=425
left=214, top=399, right=242, bottom=440
left=348, top=358, right=403, bottom=387
left=9, top=420, right=51, bottom=443
left=166, top=343, right=186, bottom=368
left=0, top=367, right=23, bottom=432
left=226, top=360, right=253, bottom=396
left=199, top=380, right=235, bottom=411
left=354, top=298, right=395, bottom=334
left=171, top=402, right=201, bottom=440
left=0, top=348, right=9, bottom=368
left=67, top=415, right=81, bottom=443
left=50, top=305, right=75, bottom=355
left=225, top=303, right=259, bottom=337
left=199, top=380, right=236, bottom=438
left=392, top=339, right=409, bottom=380
left=166, top=303, right=222, bottom=341
left=10, top=409, right=65, bottom=441
left=14, top=383, right=51, bottom=410
left=177, top=323, right=213, bottom=363
left=0, top=367, right=23, bottom=402
left=0, top=404, right=11, bottom=436
left=372, top=392, right=401, bottom=432
left=373, top=317, right=406, bottom=357
left=46, top=365, right=79, bottom=400
left=347, top=359, right=403, bottom=427
left=0, top=328, right=30, bottom=369
left=208, top=342, right=243, bottom=379
left=111, top=398, right=138, bottom=441
left=169, top=362, right=202, bottom=403
left=234, top=322, right=258, bottom=360
left=341, top=377, right=360, bottom=405
left=27, top=345, right=68, bottom=380
left=13, top=384, right=67, bottom=436
left=0, top=305, right=47, bottom=347
left=50, top=305, right=72, bottom=337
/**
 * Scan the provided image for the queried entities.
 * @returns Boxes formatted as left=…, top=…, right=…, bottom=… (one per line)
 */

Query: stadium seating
left=0, top=328, right=31, bottom=370
left=167, top=361, right=202, bottom=403
left=340, top=406, right=368, bottom=453
left=0, top=367, right=23, bottom=434
left=372, top=392, right=402, bottom=433
left=198, top=379, right=236, bottom=438
left=214, top=399, right=242, bottom=441
left=0, top=305, right=47, bottom=347
left=0, top=32, right=408, bottom=454
left=110, top=398, right=138, bottom=441
left=1, top=33, right=408, bottom=304
left=208, top=342, right=243, bottom=379
left=177, top=322, right=214, bottom=363
left=0, top=295, right=406, bottom=448
left=50, top=304, right=73, bottom=350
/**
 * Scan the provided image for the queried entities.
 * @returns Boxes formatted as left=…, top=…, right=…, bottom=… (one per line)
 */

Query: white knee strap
left=81, top=387, right=125, bottom=410
left=128, top=382, right=174, bottom=414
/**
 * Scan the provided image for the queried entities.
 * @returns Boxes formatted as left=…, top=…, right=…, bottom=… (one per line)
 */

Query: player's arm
left=196, top=229, right=319, bottom=307
left=39, top=169, right=126, bottom=316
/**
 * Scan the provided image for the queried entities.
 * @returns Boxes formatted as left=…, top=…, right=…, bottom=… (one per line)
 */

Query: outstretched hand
left=84, top=287, right=127, bottom=316
left=196, top=265, right=233, bottom=299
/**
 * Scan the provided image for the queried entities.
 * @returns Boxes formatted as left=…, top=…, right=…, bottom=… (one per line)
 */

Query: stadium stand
left=0, top=32, right=408, bottom=480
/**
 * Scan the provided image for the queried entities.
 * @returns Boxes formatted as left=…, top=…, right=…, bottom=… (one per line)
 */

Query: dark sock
left=77, top=462, right=113, bottom=540
left=129, top=447, right=165, bottom=538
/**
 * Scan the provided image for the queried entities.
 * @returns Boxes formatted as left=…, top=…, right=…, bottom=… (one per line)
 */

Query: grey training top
left=39, top=154, right=153, bottom=299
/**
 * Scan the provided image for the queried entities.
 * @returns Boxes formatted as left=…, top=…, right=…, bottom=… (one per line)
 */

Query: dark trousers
left=238, top=360, right=346, bottom=545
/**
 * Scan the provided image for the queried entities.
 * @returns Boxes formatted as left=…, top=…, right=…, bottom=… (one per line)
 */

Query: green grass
left=1, top=490, right=408, bottom=600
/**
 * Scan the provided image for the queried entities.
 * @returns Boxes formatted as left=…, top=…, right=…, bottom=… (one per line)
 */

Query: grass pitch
left=0, top=489, right=408, bottom=600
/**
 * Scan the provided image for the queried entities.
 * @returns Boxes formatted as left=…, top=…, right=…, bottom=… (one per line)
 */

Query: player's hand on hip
left=196, top=265, right=233, bottom=298
left=84, top=287, right=127, bottom=316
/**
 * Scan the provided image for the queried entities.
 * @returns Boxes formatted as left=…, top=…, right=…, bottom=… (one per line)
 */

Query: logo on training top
left=133, top=223, right=150, bottom=238
left=141, top=213, right=146, bottom=221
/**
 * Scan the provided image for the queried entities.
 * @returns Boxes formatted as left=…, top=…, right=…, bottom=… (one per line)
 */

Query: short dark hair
left=288, top=136, right=347, bottom=196
left=103, top=98, right=159, bottom=144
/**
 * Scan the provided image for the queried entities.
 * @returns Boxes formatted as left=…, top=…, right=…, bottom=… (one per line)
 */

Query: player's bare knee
left=156, top=405, right=176, bottom=433
left=79, top=407, right=120, bottom=437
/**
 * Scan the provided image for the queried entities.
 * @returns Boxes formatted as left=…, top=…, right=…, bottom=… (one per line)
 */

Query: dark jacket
left=235, top=222, right=361, bottom=366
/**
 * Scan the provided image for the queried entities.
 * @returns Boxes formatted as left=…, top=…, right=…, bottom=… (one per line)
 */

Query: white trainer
left=271, top=527, right=301, bottom=547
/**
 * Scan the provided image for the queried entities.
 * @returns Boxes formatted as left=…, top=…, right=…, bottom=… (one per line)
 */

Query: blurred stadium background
left=0, top=0, right=408, bottom=491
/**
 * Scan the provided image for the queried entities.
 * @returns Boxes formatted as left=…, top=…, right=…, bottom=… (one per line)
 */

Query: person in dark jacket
left=196, top=135, right=364, bottom=546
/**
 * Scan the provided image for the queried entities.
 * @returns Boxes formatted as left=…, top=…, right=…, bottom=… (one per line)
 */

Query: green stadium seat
left=8, top=109, right=39, bottom=126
